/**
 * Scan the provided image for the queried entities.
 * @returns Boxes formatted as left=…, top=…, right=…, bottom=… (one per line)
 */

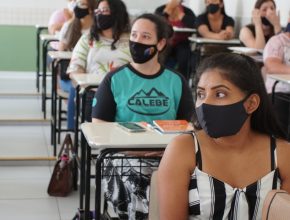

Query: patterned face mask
left=129, top=40, right=158, bottom=64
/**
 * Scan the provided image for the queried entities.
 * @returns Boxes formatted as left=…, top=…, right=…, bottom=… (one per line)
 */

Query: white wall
left=0, top=0, right=289, bottom=26
left=189, top=0, right=289, bottom=27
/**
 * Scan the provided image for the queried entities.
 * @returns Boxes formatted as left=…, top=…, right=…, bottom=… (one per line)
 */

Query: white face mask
left=67, top=1, right=76, bottom=12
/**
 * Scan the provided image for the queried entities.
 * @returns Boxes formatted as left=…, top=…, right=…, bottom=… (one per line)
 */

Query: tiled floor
left=0, top=71, right=84, bottom=220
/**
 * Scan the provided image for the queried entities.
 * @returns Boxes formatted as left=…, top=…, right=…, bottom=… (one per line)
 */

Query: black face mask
left=95, top=14, right=114, bottom=30
left=261, top=17, right=272, bottom=26
left=74, top=6, right=89, bottom=19
left=129, top=40, right=158, bottom=64
left=207, top=4, right=220, bottom=14
left=195, top=96, right=249, bottom=138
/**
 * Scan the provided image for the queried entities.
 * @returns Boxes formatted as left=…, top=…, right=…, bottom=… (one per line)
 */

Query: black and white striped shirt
left=188, top=134, right=281, bottom=220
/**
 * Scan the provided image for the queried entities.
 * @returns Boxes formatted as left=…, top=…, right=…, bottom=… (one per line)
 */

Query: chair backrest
left=149, top=170, right=159, bottom=220
left=262, top=190, right=290, bottom=220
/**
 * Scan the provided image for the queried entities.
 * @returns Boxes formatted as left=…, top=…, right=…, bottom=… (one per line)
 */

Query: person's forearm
left=265, top=61, right=290, bottom=74
left=274, top=24, right=282, bottom=34
left=254, top=25, right=266, bottom=49
left=92, top=118, right=107, bottom=123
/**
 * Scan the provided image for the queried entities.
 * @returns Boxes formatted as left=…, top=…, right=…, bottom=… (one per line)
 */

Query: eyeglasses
left=94, top=7, right=110, bottom=14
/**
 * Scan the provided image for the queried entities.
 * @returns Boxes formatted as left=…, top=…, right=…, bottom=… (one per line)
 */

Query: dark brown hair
left=254, top=0, right=276, bottom=9
left=193, top=53, right=286, bottom=139
left=65, top=0, right=96, bottom=50
left=90, top=0, right=130, bottom=50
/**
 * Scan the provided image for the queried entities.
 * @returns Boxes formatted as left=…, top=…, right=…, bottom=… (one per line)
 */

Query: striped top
left=188, top=134, right=281, bottom=220
left=67, top=33, right=131, bottom=76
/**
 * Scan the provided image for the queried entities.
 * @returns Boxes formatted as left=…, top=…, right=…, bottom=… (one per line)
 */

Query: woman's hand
left=216, top=30, right=231, bottom=40
left=266, top=9, right=281, bottom=33
left=252, top=9, right=262, bottom=27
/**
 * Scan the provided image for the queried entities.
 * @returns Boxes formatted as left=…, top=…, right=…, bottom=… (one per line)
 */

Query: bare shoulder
left=167, top=133, right=196, bottom=154
left=162, top=133, right=196, bottom=170
left=276, top=138, right=290, bottom=162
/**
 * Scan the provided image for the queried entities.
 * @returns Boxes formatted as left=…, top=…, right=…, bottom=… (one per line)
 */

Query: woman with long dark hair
left=158, top=53, right=290, bottom=219
left=92, top=13, right=194, bottom=219
left=65, top=0, right=131, bottom=129
left=239, top=0, right=282, bottom=49
left=58, top=0, right=95, bottom=51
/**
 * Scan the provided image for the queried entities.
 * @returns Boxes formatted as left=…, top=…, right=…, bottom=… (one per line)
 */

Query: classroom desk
left=70, top=74, right=103, bottom=199
left=80, top=122, right=177, bottom=220
left=35, top=25, right=48, bottom=92
left=227, top=46, right=264, bottom=64
left=70, top=73, right=104, bottom=153
left=40, top=34, right=59, bottom=119
left=188, top=37, right=241, bottom=71
left=47, top=51, right=72, bottom=155
left=173, top=26, right=196, bottom=33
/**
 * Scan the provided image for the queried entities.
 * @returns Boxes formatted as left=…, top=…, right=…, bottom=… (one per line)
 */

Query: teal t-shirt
left=91, top=64, right=193, bottom=123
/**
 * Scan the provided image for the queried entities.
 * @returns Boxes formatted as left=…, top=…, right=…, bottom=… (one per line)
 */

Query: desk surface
left=70, top=73, right=104, bottom=88
left=228, top=46, right=263, bottom=54
left=268, top=74, right=290, bottom=84
left=173, top=27, right=196, bottom=33
left=35, top=25, right=48, bottom=29
left=48, top=51, right=72, bottom=60
left=81, top=122, right=177, bottom=149
left=40, top=34, right=58, bottom=41
left=188, top=37, right=240, bottom=45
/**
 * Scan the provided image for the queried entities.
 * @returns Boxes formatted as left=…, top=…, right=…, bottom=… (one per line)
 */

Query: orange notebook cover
left=152, top=120, right=193, bottom=133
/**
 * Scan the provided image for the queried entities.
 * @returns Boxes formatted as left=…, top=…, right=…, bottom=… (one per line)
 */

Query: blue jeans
left=60, top=79, right=75, bottom=130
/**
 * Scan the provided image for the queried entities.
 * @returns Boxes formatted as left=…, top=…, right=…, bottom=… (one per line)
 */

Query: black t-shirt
left=196, top=12, right=235, bottom=36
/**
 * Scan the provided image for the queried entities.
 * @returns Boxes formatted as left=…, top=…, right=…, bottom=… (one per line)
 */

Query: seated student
left=196, top=0, right=235, bottom=40
left=48, top=0, right=75, bottom=35
left=155, top=0, right=196, bottom=80
left=58, top=0, right=95, bottom=52
left=263, top=18, right=290, bottom=139
left=158, top=53, right=290, bottom=220
left=91, top=13, right=194, bottom=219
left=65, top=0, right=131, bottom=130
left=239, top=0, right=282, bottom=49
left=57, top=0, right=94, bottom=94
left=47, top=0, right=76, bottom=53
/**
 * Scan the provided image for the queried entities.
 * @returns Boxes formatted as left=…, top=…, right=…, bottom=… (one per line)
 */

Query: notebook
left=152, top=120, right=193, bottom=134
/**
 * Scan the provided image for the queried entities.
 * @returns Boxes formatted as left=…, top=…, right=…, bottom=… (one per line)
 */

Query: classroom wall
left=0, top=0, right=289, bottom=71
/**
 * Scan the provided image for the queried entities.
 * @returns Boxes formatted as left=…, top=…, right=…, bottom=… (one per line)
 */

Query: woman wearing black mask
left=239, top=0, right=282, bottom=49
left=196, top=0, right=235, bottom=40
left=59, top=0, right=95, bottom=51
left=91, top=13, right=194, bottom=219
left=64, top=0, right=131, bottom=130
left=158, top=53, right=290, bottom=219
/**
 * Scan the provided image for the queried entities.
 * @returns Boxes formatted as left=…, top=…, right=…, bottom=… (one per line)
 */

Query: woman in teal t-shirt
left=92, top=13, right=194, bottom=219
